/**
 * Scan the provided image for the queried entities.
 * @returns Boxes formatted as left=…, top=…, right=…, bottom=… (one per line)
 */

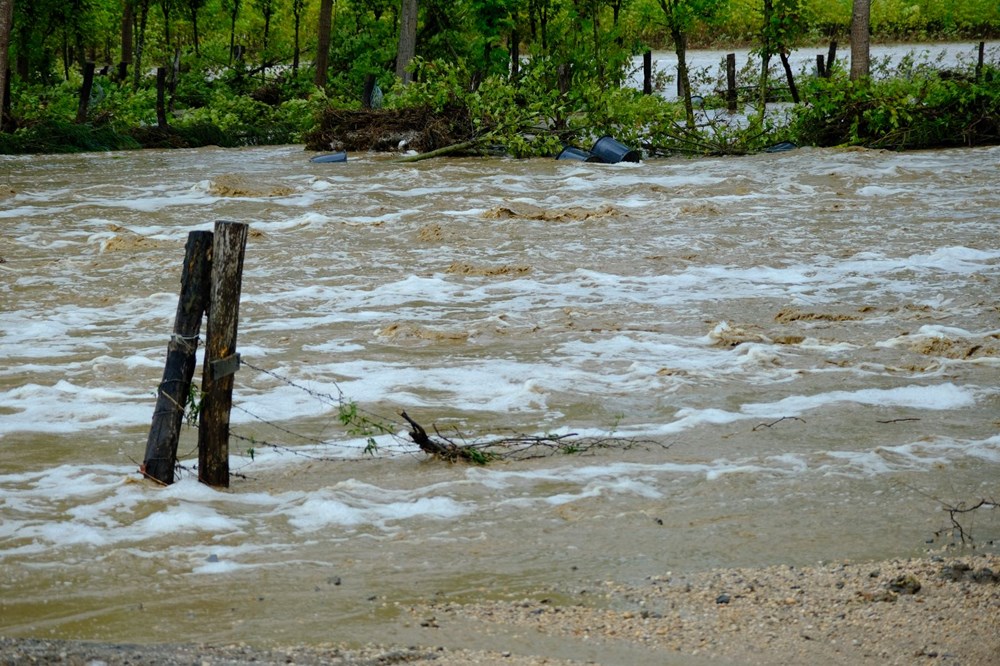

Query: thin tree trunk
left=292, top=0, right=302, bottom=73
left=850, top=0, right=870, bottom=80
left=132, top=0, right=149, bottom=91
left=396, top=0, right=418, bottom=84
left=0, top=0, right=13, bottom=130
left=672, top=26, right=694, bottom=129
left=314, top=0, right=332, bottom=86
left=759, top=0, right=773, bottom=115
left=120, top=0, right=133, bottom=81
left=228, top=0, right=240, bottom=66
left=161, top=1, right=171, bottom=49
left=190, top=3, right=201, bottom=56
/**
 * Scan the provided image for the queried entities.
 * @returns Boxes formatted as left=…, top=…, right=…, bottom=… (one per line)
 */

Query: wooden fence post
left=726, top=53, right=737, bottom=112
left=825, top=41, right=838, bottom=78
left=143, top=231, right=213, bottom=484
left=198, top=221, right=249, bottom=488
left=643, top=50, right=652, bottom=95
left=976, top=41, right=985, bottom=83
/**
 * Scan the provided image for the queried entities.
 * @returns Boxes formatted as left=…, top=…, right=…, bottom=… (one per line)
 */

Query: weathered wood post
left=643, top=50, right=652, bottom=95
left=816, top=54, right=826, bottom=78
left=198, top=221, right=249, bottom=488
left=825, top=41, right=838, bottom=78
left=976, top=41, right=985, bottom=83
left=510, top=30, right=520, bottom=80
left=156, top=66, right=168, bottom=128
left=726, top=53, right=737, bottom=112
left=75, top=62, right=95, bottom=124
left=143, top=231, right=213, bottom=484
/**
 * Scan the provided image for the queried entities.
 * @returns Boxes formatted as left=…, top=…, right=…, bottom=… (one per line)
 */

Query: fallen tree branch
left=392, top=139, right=485, bottom=163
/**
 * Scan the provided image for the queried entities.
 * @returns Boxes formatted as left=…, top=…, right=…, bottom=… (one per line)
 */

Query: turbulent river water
left=1, top=141, right=998, bottom=657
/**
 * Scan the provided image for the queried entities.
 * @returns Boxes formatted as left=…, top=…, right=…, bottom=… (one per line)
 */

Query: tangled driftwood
left=304, top=105, right=474, bottom=153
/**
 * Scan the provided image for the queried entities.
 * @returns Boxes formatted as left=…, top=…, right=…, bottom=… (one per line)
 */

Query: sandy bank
left=3, top=552, right=997, bottom=665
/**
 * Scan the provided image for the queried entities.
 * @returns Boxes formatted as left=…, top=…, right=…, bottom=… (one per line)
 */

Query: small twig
left=752, top=416, right=805, bottom=431
left=933, top=498, right=998, bottom=545
left=876, top=418, right=921, bottom=424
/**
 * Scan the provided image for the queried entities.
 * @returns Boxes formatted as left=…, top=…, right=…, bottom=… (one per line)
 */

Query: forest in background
left=0, top=0, right=998, bottom=155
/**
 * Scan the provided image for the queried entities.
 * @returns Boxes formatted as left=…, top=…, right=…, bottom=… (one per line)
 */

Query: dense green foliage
left=790, top=60, right=1000, bottom=149
left=1, top=0, right=999, bottom=155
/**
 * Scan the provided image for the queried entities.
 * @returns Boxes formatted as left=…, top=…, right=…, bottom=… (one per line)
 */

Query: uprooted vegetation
left=303, top=104, right=475, bottom=154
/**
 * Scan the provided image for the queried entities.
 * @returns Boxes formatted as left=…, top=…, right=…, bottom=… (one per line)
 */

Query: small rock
left=715, top=593, right=731, bottom=604
left=972, top=568, right=999, bottom=584
left=888, top=574, right=921, bottom=595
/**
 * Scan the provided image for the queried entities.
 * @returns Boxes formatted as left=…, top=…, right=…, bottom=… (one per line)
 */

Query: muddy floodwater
left=1, top=143, right=998, bottom=658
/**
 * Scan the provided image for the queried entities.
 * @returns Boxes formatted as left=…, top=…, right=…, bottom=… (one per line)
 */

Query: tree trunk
left=292, top=0, right=302, bottom=73
left=228, top=0, right=241, bottom=66
left=76, top=62, right=95, bottom=123
left=314, top=0, right=333, bottom=86
left=758, top=0, right=773, bottom=115
left=0, top=0, right=13, bottom=131
left=132, top=0, right=149, bottom=91
left=190, top=1, right=201, bottom=56
left=120, top=0, right=134, bottom=81
left=672, top=25, right=694, bottom=129
left=850, top=0, right=870, bottom=80
left=161, top=0, right=171, bottom=49
left=396, top=0, right=418, bottom=84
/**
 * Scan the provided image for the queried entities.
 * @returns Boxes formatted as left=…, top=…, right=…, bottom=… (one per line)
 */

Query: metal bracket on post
left=210, top=353, right=241, bottom=380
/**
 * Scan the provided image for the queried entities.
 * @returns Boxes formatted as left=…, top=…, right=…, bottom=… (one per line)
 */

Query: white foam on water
left=2, top=145, right=998, bottom=583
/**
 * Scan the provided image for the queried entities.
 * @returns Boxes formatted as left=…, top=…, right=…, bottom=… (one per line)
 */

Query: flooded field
left=1, top=140, right=998, bottom=657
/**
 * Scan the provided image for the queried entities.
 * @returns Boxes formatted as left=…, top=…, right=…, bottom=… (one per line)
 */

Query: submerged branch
left=392, top=139, right=484, bottom=163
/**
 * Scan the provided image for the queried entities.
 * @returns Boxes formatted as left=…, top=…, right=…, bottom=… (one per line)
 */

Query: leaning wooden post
left=976, top=41, right=985, bottom=83
left=143, top=231, right=213, bottom=484
left=726, top=53, right=737, bottom=112
left=825, top=40, right=838, bottom=78
left=198, top=221, right=249, bottom=488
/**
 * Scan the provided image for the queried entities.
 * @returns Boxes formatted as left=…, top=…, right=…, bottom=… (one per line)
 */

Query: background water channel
left=1, top=142, right=998, bottom=659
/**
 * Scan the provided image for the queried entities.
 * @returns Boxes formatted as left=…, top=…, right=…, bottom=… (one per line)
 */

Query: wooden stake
left=643, top=50, right=652, bottom=96
left=726, top=53, right=737, bottom=113
left=198, top=221, right=249, bottom=488
left=143, top=230, right=213, bottom=485
left=976, top=42, right=985, bottom=83
left=826, top=40, right=838, bottom=78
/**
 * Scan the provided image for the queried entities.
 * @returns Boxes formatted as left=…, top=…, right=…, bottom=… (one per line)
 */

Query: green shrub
left=789, top=68, right=1000, bottom=149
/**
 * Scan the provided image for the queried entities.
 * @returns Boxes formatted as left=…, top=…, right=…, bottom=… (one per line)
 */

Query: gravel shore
left=4, top=553, right=998, bottom=665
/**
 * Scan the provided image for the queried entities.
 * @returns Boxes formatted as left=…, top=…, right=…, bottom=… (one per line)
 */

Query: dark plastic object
left=310, top=151, right=348, bottom=163
left=556, top=146, right=602, bottom=162
left=589, top=136, right=641, bottom=163
left=765, top=141, right=797, bottom=153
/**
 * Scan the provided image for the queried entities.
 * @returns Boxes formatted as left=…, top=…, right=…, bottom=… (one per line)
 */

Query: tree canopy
left=0, top=0, right=998, bottom=154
